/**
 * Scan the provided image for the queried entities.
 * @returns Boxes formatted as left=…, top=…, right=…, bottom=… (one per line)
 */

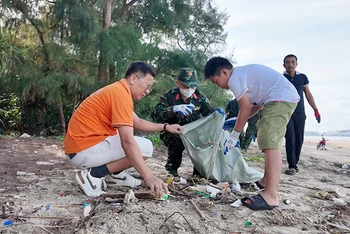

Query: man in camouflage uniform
left=151, top=68, right=224, bottom=177
left=225, top=99, right=260, bottom=151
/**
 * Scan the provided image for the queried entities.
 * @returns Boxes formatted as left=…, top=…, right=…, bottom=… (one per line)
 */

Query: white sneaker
left=75, top=169, right=106, bottom=197
left=105, top=170, right=142, bottom=188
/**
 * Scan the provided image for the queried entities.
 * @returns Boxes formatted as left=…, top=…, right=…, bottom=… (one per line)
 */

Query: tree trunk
left=97, top=0, right=113, bottom=82
left=57, top=100, right=66, bottom=135
left=109, top=64, right=116, bottom=80
left=119, top=0, right=140, bottom=21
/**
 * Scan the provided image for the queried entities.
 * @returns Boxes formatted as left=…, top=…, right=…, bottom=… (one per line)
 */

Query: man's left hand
left=314, top=109, right=321, bottom=123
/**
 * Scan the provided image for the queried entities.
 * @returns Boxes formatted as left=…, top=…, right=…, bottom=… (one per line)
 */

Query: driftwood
left=190, top=199, right=206, bottom=221
left=103, top=191, right=155, bottom=199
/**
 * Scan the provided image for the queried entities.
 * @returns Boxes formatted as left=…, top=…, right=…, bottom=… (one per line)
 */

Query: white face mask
left=179, top=87, right=196, bottom=98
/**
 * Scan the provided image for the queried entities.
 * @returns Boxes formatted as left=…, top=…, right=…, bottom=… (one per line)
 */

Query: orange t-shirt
left=64, top=79, right=133, bottom=154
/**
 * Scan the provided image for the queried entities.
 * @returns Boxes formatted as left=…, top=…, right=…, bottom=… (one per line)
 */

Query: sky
left=213, top=0, right=350, bottom=133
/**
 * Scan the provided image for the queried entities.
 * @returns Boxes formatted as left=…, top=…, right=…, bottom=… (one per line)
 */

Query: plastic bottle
left=83, top=203, right=91, bottom=217
left=232, top=180, right=241, bottom=193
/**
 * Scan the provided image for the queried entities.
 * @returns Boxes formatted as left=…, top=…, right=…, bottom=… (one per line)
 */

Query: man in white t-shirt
left=204, top=57, right=299, bottom=211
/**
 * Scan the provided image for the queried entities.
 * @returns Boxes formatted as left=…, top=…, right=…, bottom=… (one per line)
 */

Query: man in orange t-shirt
left=64, top=62, right=182, bottom=197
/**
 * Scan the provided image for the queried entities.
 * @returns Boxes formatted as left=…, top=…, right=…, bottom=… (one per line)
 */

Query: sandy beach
left=0, top=137, right=349, bottom=233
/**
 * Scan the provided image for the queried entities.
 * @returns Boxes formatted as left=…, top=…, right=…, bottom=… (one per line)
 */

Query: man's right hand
left=144, top=175, right=169, bottom=198
left=173, top=104, right=195, bottom=116
left=166, top=124, right=183, bottom=134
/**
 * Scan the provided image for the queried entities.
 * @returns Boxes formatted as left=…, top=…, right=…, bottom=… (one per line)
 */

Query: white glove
left=173, top=104, right=195, bottom=116
left=223, top=130, right=241, bottom=155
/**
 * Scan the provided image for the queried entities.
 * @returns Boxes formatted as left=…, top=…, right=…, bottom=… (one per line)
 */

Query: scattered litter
left=36, top=161, right=55, bottom=165
left=232, top=181, right=241, bottom=193
left=3, top=220, right=13, bottom=227
left=105, top=197, right=120, bottom=203
left=210, top=211, right=219, bottom=217
left=179, top=177, right=187, bottom=184
left=284, top=199, right=291, bottom=205
left=165, top=177, right=174, bottom=184
left=16, top=171, right=35, bottom=176
left=83, top=203, right=91, bottom=217
left=206, top=185, right=221, bottom=197
left=332, top=198, right=347, bottom=206
left=245, top=221, right=253, bottom=227
left=231, top=199, right=242, bottom=208
left=19, top=133, right=31, bottom=138
left=342, top=164, right=349, bottom=169
left=46, top=204, right=51, bottom=211
left=249, top=182, right=259, bottom=191
left=156, top=193, right=169, bottom=201
left=192, top=190, right=214, bottom=199
left=123, top=190, right=138, bottom=203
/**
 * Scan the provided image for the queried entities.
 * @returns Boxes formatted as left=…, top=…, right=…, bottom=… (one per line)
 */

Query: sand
left=0, top=137, right=349, bottom=234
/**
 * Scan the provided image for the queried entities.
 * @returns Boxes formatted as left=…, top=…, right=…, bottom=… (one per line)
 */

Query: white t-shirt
left=228, top=64, right=300, bottom=106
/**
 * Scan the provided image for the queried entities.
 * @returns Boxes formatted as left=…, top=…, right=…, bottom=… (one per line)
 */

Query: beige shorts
left=68, top=134, right=153, bottom=169
left=257, top=101, right=297, bottom=150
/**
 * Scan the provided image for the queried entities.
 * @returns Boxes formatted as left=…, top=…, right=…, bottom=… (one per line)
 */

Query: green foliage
left=0, top=93, right=21, bottom=131
left=0, top=28, right=22, bottom=76
left=0, top=0, right=233, bottom=135
left=144, top=133, right=164, bottom=147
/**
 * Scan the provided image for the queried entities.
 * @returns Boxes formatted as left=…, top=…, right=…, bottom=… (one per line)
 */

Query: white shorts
left=68, top=134, right=153, bottom=169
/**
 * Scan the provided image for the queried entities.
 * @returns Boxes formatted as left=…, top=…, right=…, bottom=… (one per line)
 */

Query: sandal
left=255, top=181, right=265, bottom=190
left=241, top=194, right=278, bottom=211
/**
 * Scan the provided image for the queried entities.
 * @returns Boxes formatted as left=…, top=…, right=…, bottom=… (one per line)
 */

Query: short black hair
left=125, top=61, right=157, bottom=78
left=283, top=54, right=298, bottom=63
left=204, top=56, right=233, bottom=79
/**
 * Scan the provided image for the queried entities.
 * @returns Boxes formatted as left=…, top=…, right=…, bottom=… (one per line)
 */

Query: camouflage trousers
left=240, top=122, right=258, bottom=150
left=161, top=133, right=185, bottom=172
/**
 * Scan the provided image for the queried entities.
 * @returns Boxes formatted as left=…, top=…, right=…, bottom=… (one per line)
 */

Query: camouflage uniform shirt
left=151, top=88, right=215, bottom=142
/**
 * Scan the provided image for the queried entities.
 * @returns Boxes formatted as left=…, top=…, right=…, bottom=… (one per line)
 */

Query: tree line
left=0, top=0, right=233, bottom=136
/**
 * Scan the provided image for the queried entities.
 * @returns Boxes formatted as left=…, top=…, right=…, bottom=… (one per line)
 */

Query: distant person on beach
left=204, top=56, right=299, bottom=211
left=64, top=61, right=182, bottom=198
left=151, top=68, right=225, bottom=177
left=283, top=54, right=321, bottom=175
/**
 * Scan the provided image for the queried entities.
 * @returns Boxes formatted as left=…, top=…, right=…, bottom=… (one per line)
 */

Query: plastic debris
left=179, top=177, right=187, bottom=184
left=156, top=193, right=169, bottom=201
left=284, top=199, right=291, bottom=205
left=3, top=220, right=13, bottom=227
left=232, top=180, right=241, bottom=192
left=206, top=185, right=221, bottom=197
left=342, top=164, right=349, bottom=169
left=231, top=199, right=242, bottom=208
left=16, top=171, right=35, bottom=176
left=83, top=203, right=91, bottom=217
left=165, top=177, right=174, bottom=184
left=332, top=198, right=347, bottom=206
left=245, top=221, right=253, bottom=227
left=19, top=133, right=31, bottom=138
left=123, top=190, right=138, bottom=203
left=46, top=204, right=51, bottom=211
left=210, top=211, right=219, bottom=217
